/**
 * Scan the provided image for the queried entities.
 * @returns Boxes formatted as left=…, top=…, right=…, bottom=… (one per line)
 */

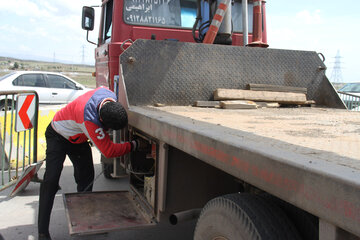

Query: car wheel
left=0, top=100, right=16, bottom=111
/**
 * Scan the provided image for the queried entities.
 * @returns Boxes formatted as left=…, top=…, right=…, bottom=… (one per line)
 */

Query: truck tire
left=194, top=193, right=301, bottom=240
left=262, top=194, right=319, bottom=240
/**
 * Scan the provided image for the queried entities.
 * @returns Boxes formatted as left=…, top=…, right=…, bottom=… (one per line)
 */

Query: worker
left=38, top=86, right=147, bottom=240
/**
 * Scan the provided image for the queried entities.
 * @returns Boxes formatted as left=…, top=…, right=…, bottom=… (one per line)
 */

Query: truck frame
left=69, top=1, right=360, bottom=239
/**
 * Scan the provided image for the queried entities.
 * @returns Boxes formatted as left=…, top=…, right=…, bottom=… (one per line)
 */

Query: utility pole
left=81, top=45, right=86, bottom=65
left=330, top=50, right=344, bottom=83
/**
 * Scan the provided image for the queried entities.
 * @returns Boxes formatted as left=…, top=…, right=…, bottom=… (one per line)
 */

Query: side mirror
left=82, top=6, right=95, bottom=31
left=75, top=85, right=83, bottom=90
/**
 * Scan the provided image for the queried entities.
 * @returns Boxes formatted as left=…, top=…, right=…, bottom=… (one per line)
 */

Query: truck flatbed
left=118, top=40, right=360, bottom=236
left=147, top=106, right=360, bottom=170
left=129, top=105, right=360, bottom=236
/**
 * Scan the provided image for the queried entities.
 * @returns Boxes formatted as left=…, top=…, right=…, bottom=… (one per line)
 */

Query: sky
left=0, top=0, right=359, bottom=82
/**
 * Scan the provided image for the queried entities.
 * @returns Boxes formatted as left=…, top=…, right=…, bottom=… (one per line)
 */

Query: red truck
left=64, top=0, right=360, bottom=239
left=85, top=0, right=267, bottom=90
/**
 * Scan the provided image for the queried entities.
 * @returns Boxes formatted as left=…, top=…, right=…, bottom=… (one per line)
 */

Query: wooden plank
left=220, top=100, right=258, bottom=109
left=214, top=89, right=307, bottom=104
left=193, top=101, right=220, bottom=108
left=154, top=103, right=166, bottom=107
left=255, top=102, right=280, bottom=108
left=246, top=83, right=307, bottom=94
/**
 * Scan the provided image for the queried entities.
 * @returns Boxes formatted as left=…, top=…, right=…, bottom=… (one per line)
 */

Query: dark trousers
left=38, top=124, right=94, bottom=234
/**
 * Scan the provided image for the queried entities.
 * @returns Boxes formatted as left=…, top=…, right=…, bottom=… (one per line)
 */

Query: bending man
left=38, top=86, right=144, bottom=240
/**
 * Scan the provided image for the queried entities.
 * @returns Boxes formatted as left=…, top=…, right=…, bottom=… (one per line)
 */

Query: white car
left=338, top=82, right=360, bottom=96
left=0, top=71, right=92, bottom=110
left=337, top=82, right=360, bottom=110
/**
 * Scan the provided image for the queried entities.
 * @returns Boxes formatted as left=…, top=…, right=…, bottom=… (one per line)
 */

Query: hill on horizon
left=0, top=56, right=96, bottom=88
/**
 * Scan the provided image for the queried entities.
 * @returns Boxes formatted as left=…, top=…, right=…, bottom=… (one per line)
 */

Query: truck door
left=63, top=133, right=157, bottom=236
left=95, top=0, right=113, bottom=88
left=63, top=191, right=155, bottom=235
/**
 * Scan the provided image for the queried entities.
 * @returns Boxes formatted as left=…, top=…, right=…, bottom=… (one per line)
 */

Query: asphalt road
left=0, top=148, right=196, bottom=240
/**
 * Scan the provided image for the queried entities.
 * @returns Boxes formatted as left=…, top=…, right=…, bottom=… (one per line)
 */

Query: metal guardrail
left=338, top=92, right=360, bottom=111
left=0, top=90, right=39, bottom=192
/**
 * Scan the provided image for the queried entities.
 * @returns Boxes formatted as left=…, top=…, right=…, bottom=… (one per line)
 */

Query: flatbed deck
left=129, top=105, right=360, bottom=236
left=121, top=39, right=360, bottom=237
left=148, top=106, right=360, bottom=170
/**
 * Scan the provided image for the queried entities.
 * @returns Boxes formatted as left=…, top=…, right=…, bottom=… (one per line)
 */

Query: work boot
left=38, top=233, right=52, bottom=240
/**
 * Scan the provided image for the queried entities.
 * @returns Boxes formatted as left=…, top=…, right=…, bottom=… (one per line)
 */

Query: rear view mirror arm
left=86, top=31, right=96, bottom=45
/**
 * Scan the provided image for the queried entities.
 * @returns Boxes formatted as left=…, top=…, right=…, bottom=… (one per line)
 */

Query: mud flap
left=63, top=191, right=155, bottom=235
left=9, top=161, right=43, bottom=197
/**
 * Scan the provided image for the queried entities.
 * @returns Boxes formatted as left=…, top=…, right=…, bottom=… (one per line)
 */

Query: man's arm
left=82, top=121, right=133, bottom=158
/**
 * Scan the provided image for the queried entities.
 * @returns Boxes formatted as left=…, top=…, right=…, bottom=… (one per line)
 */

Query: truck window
left=232, top=1, right=253, bottom=33
left=180, top=1, right=197, bottom=28
left=123, top=0, right=196, bottom=28
left=103, top=0, right=113, bottom=43
left=123, top=0, right=253, bottom=32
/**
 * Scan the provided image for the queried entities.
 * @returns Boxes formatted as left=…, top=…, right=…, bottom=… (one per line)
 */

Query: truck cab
left=83, top=0, right=266, bottom=90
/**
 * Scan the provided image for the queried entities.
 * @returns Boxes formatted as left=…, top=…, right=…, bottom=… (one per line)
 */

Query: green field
left=0, top=56, right=96, bottom=88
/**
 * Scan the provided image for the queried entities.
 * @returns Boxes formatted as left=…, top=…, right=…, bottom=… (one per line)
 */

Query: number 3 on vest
left=95, top=128, right=105, bottom=140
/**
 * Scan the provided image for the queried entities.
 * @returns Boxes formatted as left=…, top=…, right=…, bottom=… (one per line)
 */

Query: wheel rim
left=1, top=106, right=13, bottom=111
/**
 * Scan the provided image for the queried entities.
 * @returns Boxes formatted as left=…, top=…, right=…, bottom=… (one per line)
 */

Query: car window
left=47, top=74, right=76, bottom=89
left=12, top=74, right=46, bottom=87
left=339, top=83, right=360, bottom=93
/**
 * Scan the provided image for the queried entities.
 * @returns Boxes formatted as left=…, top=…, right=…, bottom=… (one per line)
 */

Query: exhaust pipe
left=169, top=209, right=202, bottom=225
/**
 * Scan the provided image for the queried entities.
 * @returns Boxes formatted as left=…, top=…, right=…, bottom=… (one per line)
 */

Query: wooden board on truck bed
left=214, top=89, right=308, bottom=104
left=246, top=83, right=308, bottom=94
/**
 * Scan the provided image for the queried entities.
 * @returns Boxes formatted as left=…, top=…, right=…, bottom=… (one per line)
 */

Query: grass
left=0, top=56, right=96, bottom=88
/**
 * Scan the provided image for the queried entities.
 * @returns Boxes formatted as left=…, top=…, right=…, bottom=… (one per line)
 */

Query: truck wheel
left=102, top=162, right=114, bottom=179
left=262, top=194, right=319, bottom=240
left=194, top=193, right=301, bottom=240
